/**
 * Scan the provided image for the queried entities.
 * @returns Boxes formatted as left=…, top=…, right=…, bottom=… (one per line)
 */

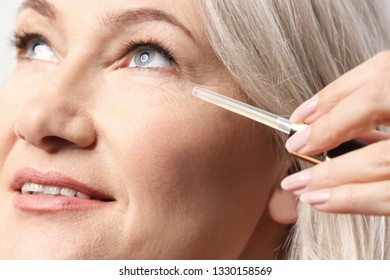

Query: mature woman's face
left=0, top=0, right=284, bottom=259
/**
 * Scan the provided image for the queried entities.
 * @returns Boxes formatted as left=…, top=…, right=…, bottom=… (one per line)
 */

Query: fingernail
left=285, top=126, right=311, bottom=152
left=281, top=169, right=311, bottom=191
left=290, top=95, right=319, bottom=123
left=300, top=190, right=331, bottom=205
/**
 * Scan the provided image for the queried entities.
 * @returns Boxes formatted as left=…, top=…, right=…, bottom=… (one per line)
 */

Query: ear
left=267, top=181, right=298, bottom=225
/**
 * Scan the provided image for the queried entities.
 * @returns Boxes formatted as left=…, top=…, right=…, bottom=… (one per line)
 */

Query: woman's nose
left=14, top=68, right=97, bottom=153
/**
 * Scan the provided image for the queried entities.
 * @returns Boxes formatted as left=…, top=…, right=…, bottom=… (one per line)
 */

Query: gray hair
left=198, top=0, right=390, bottom=259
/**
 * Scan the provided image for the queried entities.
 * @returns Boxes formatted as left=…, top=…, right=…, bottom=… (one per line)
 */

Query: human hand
left=281, top=51, right=390, bottom=215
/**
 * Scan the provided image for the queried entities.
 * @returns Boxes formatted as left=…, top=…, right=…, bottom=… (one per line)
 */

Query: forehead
left=19, top=0, right=204, bottom=41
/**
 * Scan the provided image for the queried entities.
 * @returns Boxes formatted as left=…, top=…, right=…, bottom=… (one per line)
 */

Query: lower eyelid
left=118, top=64, right=180, bottom=77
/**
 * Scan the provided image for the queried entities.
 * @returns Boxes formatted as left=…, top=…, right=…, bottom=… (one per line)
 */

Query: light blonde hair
left=198, top=0, right=390, bottom=259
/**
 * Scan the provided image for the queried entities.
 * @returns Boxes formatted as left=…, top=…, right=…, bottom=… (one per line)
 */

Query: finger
left=290, top=51, right=390, bottom=123
left=299, top=181, right=390, bottom=215
left=286, top=78, right=390, bottom=155
left=359, top=130, right=390, bottom=144
left=281, top=139, right=390, bottom=192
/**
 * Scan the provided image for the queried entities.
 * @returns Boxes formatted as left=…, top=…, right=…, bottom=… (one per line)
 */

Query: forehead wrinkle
left=98, top=8, right=196, bottom=43
left=20, top=0, right=58, bottom=19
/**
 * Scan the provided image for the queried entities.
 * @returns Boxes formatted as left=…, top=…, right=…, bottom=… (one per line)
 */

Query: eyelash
left=123, top=39, right=175, bottom=66
left=11, top=31, right=176, bottom=67
left=11, top=31, right=49, bottom=55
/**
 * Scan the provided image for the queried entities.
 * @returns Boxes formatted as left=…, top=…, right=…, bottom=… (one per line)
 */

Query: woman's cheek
left=97, top=95, right=276, bottom=254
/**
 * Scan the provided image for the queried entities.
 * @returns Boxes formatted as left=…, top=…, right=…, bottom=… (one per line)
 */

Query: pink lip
left=12, top=167, right=115, bottom=213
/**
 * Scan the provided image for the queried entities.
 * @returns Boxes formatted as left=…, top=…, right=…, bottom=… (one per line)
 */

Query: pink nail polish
left=300, top=190, right=331, bottom=205
left=285, top=126, right=311, bottom=152
left=290, top=95, right=319, bottom=123
left=281, top=169, right=311, bottom=191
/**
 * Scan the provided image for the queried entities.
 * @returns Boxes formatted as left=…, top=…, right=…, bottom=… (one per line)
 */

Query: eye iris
left=140, top=53, right=149, bottom=63
left=135, top=49, right=155, bottom=66
left=34, top=43, right=46, bottom=54
left=27, top=41, right=52, bottom=60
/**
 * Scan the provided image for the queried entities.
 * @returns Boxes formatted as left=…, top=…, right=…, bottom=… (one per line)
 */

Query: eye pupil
left=134, top=49, right=156, bottom=66
left=140, top=53, right=149, bottom=63
left=34, top=44, right=46, bottom=54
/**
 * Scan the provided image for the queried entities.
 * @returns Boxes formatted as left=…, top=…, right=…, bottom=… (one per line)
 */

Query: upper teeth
left=21, top=183, right=91, bottom=199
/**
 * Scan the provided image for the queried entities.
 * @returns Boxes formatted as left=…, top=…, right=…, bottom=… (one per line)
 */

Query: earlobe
left=268, top=182, right=298, bottom=225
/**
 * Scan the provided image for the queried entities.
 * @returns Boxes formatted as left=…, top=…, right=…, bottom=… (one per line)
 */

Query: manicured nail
left=285, top=126, right=311, bottom=152
left=281, top=169, right=311, bottom=191
left=290, top=95, right=319, bottom=123
left=300, top=190, right=331, bottom=205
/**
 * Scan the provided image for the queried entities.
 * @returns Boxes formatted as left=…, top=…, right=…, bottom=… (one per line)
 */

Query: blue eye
left=13, top=33, right=59, bottom=63
left=128, top=46, right=173, bottom=68
left=25, top=40, right=59, bottom=63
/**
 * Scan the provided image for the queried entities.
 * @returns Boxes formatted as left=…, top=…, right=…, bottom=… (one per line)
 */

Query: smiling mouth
left=12, top=168, right=115, bottom=212
left=22, top=183, right=95, bottom=200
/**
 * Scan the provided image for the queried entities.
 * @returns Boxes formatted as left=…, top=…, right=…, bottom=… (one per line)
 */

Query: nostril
left=41, top=136, right=78, bottom=153
left=14, top=106, right=97, bottom=151
left=42, top=135, right=65, bottom=143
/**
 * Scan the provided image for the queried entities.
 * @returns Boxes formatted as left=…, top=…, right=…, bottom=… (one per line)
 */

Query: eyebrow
left=102, top=9, right=195, bottom=42
left=19, top=0, right=196, bottom=43
left=20, top=0, right=57, bottom=19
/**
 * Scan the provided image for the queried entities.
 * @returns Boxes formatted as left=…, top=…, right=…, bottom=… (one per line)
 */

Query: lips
left=12, top=167, right=115, bottom=212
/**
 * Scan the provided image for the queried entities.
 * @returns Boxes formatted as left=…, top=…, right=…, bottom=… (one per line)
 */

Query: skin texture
left=283, top=51, right=390, bottom=215
left=0, top=0, right=294, bottom=259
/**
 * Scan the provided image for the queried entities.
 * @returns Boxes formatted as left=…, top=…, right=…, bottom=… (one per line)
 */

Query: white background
left=0, top=1, right=24, bottom=86
left=0, top=260, right=386, bottom=280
